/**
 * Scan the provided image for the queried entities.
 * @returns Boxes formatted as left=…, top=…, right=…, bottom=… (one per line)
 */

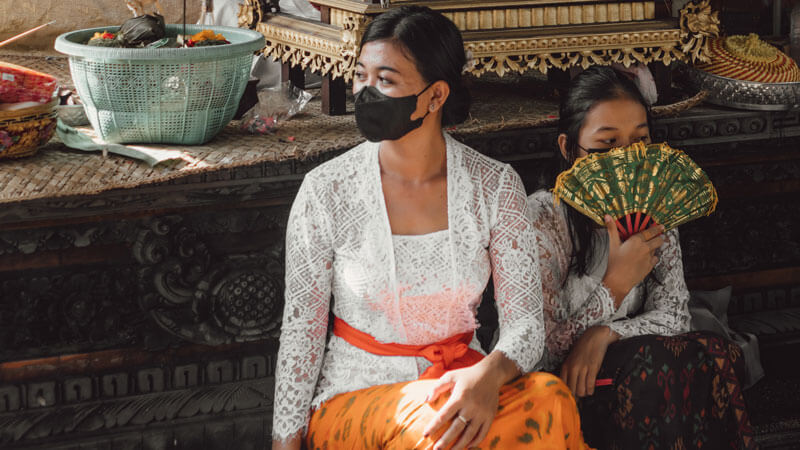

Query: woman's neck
left=379, top=125, right=447, bottom=183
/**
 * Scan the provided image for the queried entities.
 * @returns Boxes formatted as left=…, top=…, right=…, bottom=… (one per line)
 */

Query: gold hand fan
left=553, top=142, right=718, bottom=240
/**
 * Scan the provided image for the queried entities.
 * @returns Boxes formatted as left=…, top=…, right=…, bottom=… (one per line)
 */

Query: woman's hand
left=422, top=352, right=519, bottom=450
left=602, top=214, right=665, bottom=307
left=560, top=325, right=619, bottom=397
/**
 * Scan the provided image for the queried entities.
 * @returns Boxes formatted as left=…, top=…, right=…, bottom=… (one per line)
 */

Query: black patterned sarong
left=578, top=331, right=757, bottom=450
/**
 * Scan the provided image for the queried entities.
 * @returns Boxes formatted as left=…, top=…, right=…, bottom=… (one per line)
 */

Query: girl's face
left=354, top=40, right=432, bottom=121
left=573, top=97, right=651, bottom=158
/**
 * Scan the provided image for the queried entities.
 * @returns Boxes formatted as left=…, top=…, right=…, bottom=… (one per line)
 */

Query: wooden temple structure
left=240, top=0, right=719, bottom=113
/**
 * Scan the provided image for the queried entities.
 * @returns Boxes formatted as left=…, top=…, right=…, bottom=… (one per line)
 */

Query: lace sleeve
left=604, top=229, right=691, bottom=339
left=272, top=175, right=334, bottom=442
left=489, top=167, right=545, bottom=373
left=529, top=193, right=618, bottom=367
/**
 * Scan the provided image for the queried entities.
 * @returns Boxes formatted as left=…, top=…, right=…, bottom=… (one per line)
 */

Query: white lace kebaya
left=273, top=134, right=544, bottom=442
left=527, top=190, right=691, bottom=372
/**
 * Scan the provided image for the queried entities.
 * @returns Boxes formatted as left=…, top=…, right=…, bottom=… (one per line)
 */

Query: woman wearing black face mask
left=273, top=6, right=589, bottom=450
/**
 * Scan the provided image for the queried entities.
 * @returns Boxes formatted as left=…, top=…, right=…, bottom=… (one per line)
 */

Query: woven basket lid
left=695, top=34, right=800, bottom=83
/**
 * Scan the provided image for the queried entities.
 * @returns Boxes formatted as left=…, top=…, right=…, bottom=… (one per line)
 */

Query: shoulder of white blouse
left=304, top=139, right=376, bottom=182
left=445, top=133, right=509, bottom=177
left=527, top=189, right=561, bottom=225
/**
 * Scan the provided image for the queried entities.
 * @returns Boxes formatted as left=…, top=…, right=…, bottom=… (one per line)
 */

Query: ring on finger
left=456, top=415, right=469, bottom=425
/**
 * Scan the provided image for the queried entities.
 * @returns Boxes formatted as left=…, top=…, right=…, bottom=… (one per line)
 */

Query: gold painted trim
left=440, top=2, right=655, bottom=31
left=246, top=0, right=719, bottom=80
left=385, top=0, right=652, bottom=8
left=330, top=9, right=361, bottom=28
left=306, top=0, right=385, bottom=15
left=464, top=23, right=683, bottom=75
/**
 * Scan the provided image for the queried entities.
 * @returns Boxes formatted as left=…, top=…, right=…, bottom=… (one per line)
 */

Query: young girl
left=528, top=66, right=756, bottom=449
left=272, top=6, right=589, bottom=450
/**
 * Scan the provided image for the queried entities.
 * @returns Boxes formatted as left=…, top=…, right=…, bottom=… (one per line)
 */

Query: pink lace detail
left=273, top=135, right=544, bottom=441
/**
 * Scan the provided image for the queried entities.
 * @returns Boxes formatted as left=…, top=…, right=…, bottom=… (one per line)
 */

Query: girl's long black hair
left=556, top=66, right=653, bottom=276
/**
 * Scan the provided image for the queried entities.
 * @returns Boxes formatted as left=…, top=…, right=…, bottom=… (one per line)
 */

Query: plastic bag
left=118, top=14, right=166, bottom=46
left=240, top=81, right=312, bottom=134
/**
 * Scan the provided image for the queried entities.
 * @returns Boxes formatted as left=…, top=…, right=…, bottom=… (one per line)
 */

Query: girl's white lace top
left=527, top=190, right=691, bottom=371
left=273, top=134, right=544, bottom=441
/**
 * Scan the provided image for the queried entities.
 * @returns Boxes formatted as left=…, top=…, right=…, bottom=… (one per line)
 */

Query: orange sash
left=333, top=317, right=484, bottom=380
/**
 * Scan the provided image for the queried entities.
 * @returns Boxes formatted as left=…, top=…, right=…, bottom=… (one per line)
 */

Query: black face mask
left=354, top=83, right=434, bottom=142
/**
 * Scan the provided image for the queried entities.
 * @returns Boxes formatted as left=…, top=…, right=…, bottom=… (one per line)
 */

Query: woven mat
left=0, top=53, right=702, bottom=205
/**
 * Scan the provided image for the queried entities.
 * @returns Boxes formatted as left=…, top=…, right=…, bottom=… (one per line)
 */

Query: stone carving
left=1, top=107, right=799, bottom=448
left=0, top=269, right=145, bottom=361
left=0, top=205, right=291, bottom=359
left=680, top=196, right=800, bottom=278
left=0, top=110, right=797, bottom=360
left=134, top=213, right=286, bottom=346
left=0, top=358, right=274, bottom=445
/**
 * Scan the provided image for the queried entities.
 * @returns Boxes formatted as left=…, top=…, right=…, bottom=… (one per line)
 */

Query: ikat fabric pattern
left=579, top=332, right=756, bottom=449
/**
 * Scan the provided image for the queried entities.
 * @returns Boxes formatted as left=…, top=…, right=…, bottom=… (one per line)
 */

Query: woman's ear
left=557, top=133, right=569, bottom=160
left=415, top=80, right=450, bottom=121
left=411, top=80, right=450, bottom=120
left=428, top=80, right=450, bottom=113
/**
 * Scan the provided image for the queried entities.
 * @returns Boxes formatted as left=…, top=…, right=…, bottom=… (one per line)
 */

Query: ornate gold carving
left=238, top=0, right=262, bottom=29
left=252, top=0, right=719, bottom=80
left=340, top=15, right=367, bottom=79
left=256, top=14, right=363, bottom=81
left=470, top=47, right=675, bottom=77
left=258, top=28, right=343, bottom=78
left=679, top=0, right=720, bottom=63
left=464, top=26, right=683, bottom=75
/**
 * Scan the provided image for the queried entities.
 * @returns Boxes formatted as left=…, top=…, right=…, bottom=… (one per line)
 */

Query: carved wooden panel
left=0, top=107, right=798, bottom=447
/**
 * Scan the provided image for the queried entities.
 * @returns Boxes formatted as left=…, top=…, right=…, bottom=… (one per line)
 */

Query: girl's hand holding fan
left=554, top=141, right=717, bottom=303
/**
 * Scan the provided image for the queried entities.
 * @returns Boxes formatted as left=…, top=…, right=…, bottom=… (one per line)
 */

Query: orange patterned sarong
left=307, top=372, right=590, bottom=449
left=308, top=319, right=591, bottom=449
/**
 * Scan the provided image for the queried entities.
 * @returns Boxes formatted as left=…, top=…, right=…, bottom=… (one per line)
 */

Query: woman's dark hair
left=360, top=6, right=471, bottom=126
left=556, top=66, right=653, bottom=277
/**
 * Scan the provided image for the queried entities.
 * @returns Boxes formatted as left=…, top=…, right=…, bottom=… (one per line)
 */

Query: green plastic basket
left=55, top=25, right=265, bottom=145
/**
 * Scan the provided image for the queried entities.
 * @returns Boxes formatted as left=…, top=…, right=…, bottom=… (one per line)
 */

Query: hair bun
left=442, top=81, right=470, bottom=126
